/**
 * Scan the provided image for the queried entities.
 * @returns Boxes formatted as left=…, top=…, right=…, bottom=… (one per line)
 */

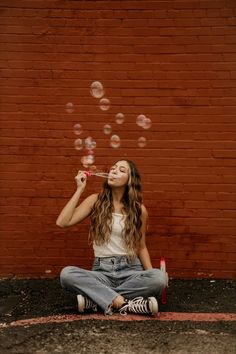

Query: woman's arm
left=137, top=205, right=153, bottom=270
left=56, top=171, right=98, bottom=228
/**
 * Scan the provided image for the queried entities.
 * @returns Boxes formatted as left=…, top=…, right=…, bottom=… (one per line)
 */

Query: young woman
left=57, top=160, right=167, bottom=316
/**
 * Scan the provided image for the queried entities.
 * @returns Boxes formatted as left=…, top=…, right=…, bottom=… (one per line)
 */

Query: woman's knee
left=147, top=269, right=166, bottom=294
left=60, top=266, right=77, bottom=287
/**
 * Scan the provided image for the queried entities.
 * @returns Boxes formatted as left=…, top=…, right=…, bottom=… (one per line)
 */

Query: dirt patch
left=0, top=320, right=235, bottom=354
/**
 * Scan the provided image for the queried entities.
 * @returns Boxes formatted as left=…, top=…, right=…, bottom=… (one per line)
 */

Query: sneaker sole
left=77, top=295, right=85, bottom=313
left=148, top=296, right=158, bottom=315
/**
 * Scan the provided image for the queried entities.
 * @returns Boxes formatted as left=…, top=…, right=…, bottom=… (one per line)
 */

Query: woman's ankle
left=112, top=295, right=126, bottom=309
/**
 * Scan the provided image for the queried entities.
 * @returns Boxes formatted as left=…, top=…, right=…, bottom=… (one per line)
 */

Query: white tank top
left=93, top=213, right=127, bottom=257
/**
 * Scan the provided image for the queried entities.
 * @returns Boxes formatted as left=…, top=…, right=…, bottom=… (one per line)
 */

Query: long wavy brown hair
left=89, top=160, right=143, bottom=257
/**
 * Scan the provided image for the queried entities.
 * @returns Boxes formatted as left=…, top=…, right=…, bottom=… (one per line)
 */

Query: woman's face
left=108, top=160, right=130, bottom=187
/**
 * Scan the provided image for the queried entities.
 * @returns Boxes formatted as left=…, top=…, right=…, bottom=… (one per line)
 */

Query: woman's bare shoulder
left=141, top=204, right=148, bottom=216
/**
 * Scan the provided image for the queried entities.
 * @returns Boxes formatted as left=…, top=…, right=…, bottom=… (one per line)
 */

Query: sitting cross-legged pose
left=56, top=159, right=167, bottom=316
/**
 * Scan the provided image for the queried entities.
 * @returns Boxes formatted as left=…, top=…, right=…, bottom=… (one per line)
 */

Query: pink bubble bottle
left=160, top=257, right=168, bottom=305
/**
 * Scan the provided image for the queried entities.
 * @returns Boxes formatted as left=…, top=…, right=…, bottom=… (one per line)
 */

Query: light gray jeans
left=60, top=256, right=166, bottom=314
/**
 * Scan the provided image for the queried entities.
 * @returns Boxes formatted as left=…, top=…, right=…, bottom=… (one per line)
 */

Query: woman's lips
left=108, top=173, right=118, bottom=179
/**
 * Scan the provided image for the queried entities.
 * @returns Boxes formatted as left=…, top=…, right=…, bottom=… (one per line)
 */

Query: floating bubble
left=136, top=114, right=146, bottom=127
left=138, top=137, right=147, bottom=148
left=74, top=138, right=83, bottom=150
left=85, top=136, right=96, bottom=150
left=86, top=154, right=95, bottom=165
left=142, top=117, right=152, bottom=130
left=90, top=81, right=105, bottom=99
left=73, top=123, right=82, bottom=135
left=103, top=124, right=112, bottom=135
left=81, top=154, right=95, bottom=167
left=110, top=134, right=121, bottom=148
left=100, top=98, right=110, bottom=111
left=115, top=113, right=125, bottom=124
left=65, top=102, right=75, bottom=113
left=81, top=156, right=89, bottom=168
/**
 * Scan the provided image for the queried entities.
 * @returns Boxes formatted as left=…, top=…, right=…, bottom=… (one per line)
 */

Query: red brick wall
left=0, top=0, right=235, bottom=279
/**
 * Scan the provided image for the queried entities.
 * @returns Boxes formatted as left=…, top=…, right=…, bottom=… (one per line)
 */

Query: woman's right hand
left=56, top=171, right=96, bottom=228
left=75, top=170, right=87, bottom=190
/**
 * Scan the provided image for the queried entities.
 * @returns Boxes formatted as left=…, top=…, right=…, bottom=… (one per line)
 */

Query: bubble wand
left=83, top=171, right=117, bottom=179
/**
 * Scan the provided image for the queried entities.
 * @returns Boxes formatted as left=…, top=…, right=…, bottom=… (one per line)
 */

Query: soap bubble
left=81, top=156, right=89, bottom=167
left=136, top=114, right=152, bottom=129
left=65, top=102, right=75, bottom=113
left=81, top=154, right=95, bottom=167
left=74, top=138, right=83, bottom=150
left=115, top=113, right=125, bottom=124
left=142, top=117, right=152, bottom=129
left=90, top=81, right=105, bottom=99
left=136, top=114, right=146, bottom=127
left=85, top=136, right=96, bottom=150
left=86, top=154, right=95, bottom=165
left=138, top=137, right=147, bottom=148
left=100, top=98, right=110, bottom=111
left=110, top=135, right=121, bottom=148
left=103, top=124, right=112, bottom=135
left=73, top=123, right=82, bottom=135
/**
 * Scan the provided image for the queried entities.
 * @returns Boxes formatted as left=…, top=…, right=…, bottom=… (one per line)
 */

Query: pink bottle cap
left=84, top=171, right=92, bottom=177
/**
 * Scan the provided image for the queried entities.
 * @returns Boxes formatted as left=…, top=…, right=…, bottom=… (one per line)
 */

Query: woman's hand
left=56, top=171, right=97, bottom=228
left=75, top=170, right=87, bottom=191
